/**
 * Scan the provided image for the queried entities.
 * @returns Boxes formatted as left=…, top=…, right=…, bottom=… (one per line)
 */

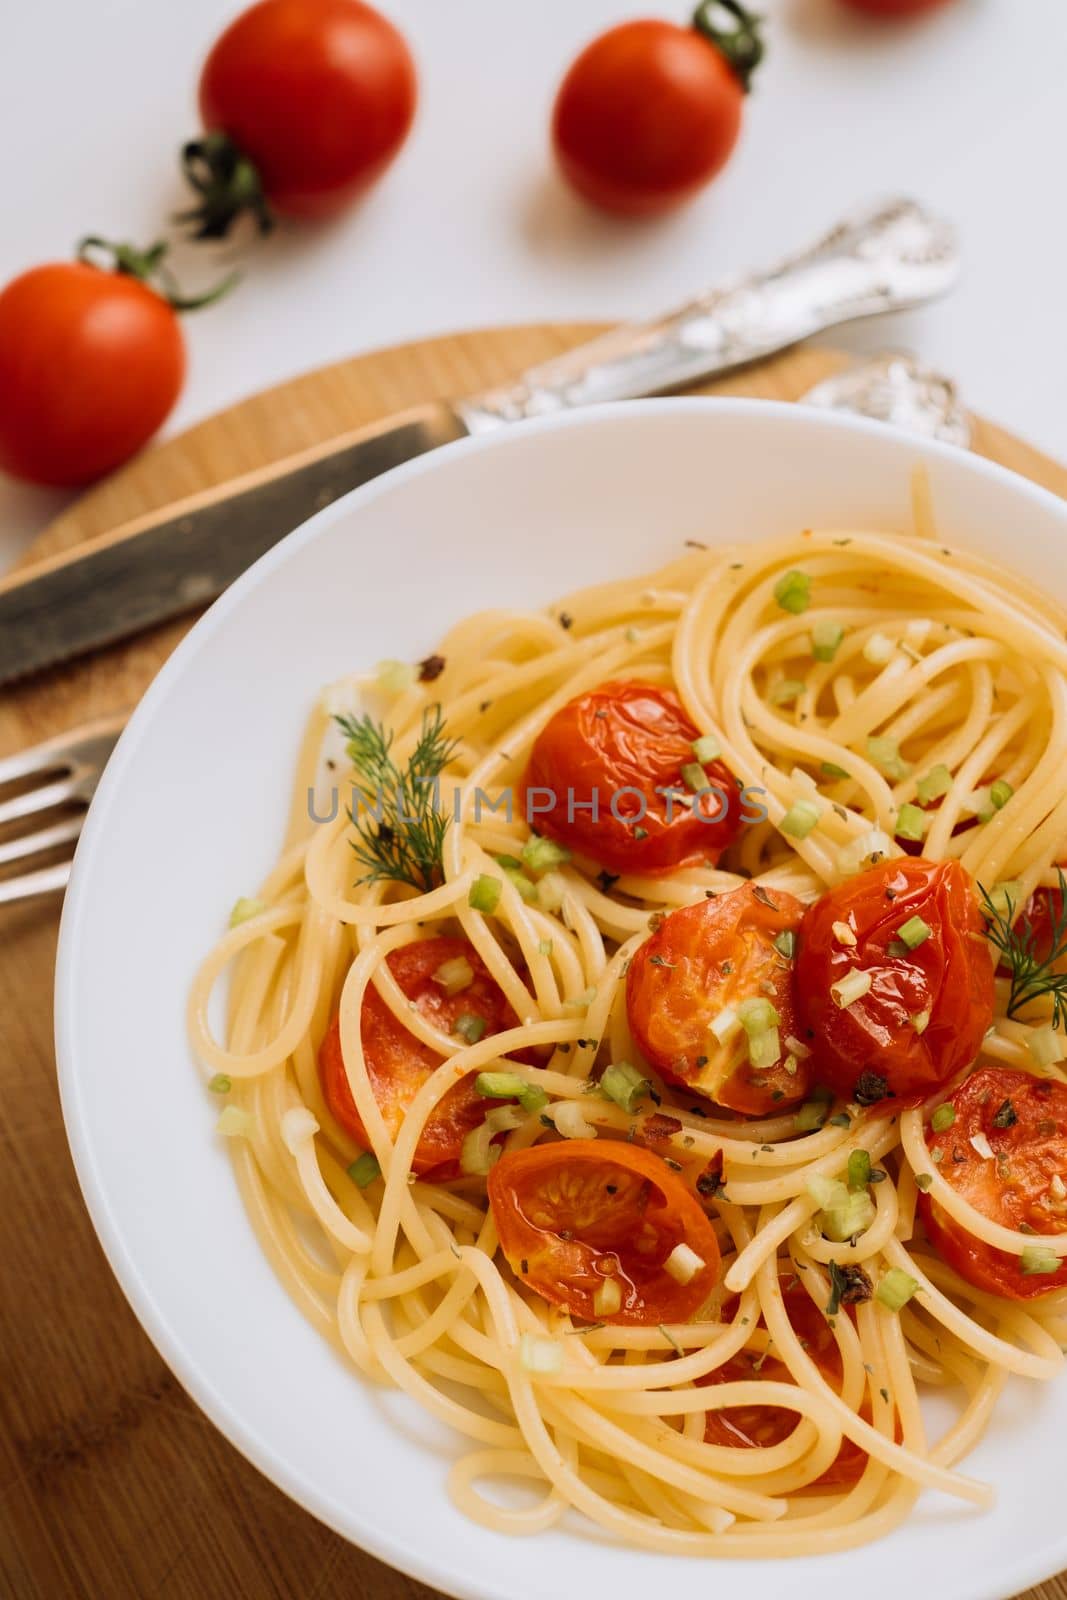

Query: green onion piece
left=538, top=939, right=554, bottom=957
left=831, top=969, right=872, bottom=1009
left=911, top=1008, right=931, bottom=1034
left=820, top=761, right=851, bottom=781
left=876, top=1268, right=920, bottom=1311
left=780, top=799, right=821, bottom=840
left=738, top=997, right=779, bottom=1034
left=1020, top=1244, right=1061, bottom=1276
left=681, top=762, right=708, bottom=793
left=748, top=1026, right=782, bottom=1070
left=1029, top=1025, right=1067, bottom=1069
left=931, top=1103, right=956, bottom=1133
left=229, top=896, right=265, bottom=927
left=503, top=866, right=539, bottom=904
left=692, top=733, right=721, bottom=764
left=990, top=779, right=1014, bottom=811
left=376, top=658, right=415, bottom=696
left=773, top=570, right=811, bottom=614
left=895, top=803, right=929, bottom=842
left=468, top=874, right=502, bottom=914
left=795, top=1099, right=830, bottom=1133
left=475, top=1071, right=527, bottom=1100
left=537, top=872, right=566, bottom=913
left=805, top=1173, right=847, bottom=1211
left=866, top=735, right=912, bottom=781
left=969, top=786, right=995, bottom=822
left=916, top=764, right=953, bottom=804
left=460, top=1105, right=523, bottom=1175
left=454, top=1013, right=487, bottom=1045
left=914, top=1172, right=933, bottom=1191
left=521, top=836, right=571, bottom=875
left=493, top=854, right=524, bottom=870
left=600, top=1061, right=651, bottom=1113
left=216, top=1105, right=253, bottom=1139
left=847, top=1149, right=872, bottom=1191
left=770, top=679, right=806, bottom=706
left=207, top=1073, right=232, bottom=1094
left=897, top=915, right=932, bottom=950
left=773, top=930, right=796, bottom=960
left=811, top=620, right=845, bottom=662
left=709, top=1006, right=742, bottom=1045
left=433, top=956, right=474, bottom=996
left=347, top=1151, right=381, bottom=1189
left=819, top=1189, right=876, bottom=1242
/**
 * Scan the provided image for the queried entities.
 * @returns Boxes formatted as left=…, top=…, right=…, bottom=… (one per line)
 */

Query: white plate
left=56, top=400, right=1067, bottom=1600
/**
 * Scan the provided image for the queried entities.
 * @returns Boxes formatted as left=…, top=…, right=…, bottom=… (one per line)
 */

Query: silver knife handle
left=455, top=197, right=959, bottom=432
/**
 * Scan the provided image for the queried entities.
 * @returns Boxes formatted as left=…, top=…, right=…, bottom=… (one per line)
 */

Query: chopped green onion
left=207, top=1073, right=231, bottom=1094
left=521, top=836, right=571, bottom=875
left=911, top=1008, right=931, bottom=1035
left=986, top=880, right=1022, bottom=921
left=830, top=969, right=872, bottom=1009
left=565, top=986, right=597, bottom=1009
left=990, top=778, right=1014, bottom=811
left=968, top=786, right=994, bottom=822
left=862, top=633, right=895, bottom=666
left=770, top=679, right=806, bottom=706
left=738, top=997, right=779, bottom=1034
left=748, top=1026, right=782, bottom=1070
left=681, top=762, right=708, bottom=793
left=476, top=1070, right=531, bottom=1102
left=663, top=1243, right=706, bottom=1285
left=795, top=1099, right=830, bottom=1132
left=811, top=620, right=845, bottom=662
left=537, top=872, right=566, bottom=913
left=229, top=896, right=265, bottom=927
left=593, top=1277, right=622, bottom=1317
left=692, top=734, right=721, bottom=764
left=866, top=735, right=911, bottom=781
left=773, top=570, right=811, bottom=614
left=820, top=761, right=851, bottom=781
left=503, top=866, right=539, bottom=904
left=773, top=930, right=797, bottom=960
left=538, top=939, right=554, bottom=957
left=780, top=799, right=821, bottom=840
left=433, top=956, right=475, bottom=996
left=876, top=1268, right=920, bottom=1311
left=709, top=1006, right=742, bottom=1045
left=454, top=1013, right=487, bottom=1045
left=600, top=1061, right=651, bottom=1113
left=820, top=1189, right=876, bottom=1242
left=806, top=1172, right=846, bottom=1211
left=553, top=1100, right=596, bottom=1139
left=914, top=1172, right=933, bottom=1191
left=468, top=874, right=502, bottom=914
left=897, top=915, right=932, bottom=950
left=847, top=1149, right=872, bottom=1191
left=460, top=1106, right=523, bottom=1175
left=216, top=1105, right=253, bottom=1139
left=494, top=854, right=523, bottom=870
left=1028, top=1025, right=1067, bottom=1069
left=931, top=1103, right=956, bottom=1133
left=347, top=1152, right=381, bottom=1189
left=520, top=1333, right=563, bottom=1374
left=895, top=803, right=929, bottom=842
left=916, top=764, right=953, bottom=804
left=1020, top=1244, right=1061, bottom=1276
left=376, top=658, right=415, bottom=696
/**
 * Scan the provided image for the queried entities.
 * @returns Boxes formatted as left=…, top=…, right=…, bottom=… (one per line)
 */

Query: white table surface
left=3, top=0, right=1065, bottom=572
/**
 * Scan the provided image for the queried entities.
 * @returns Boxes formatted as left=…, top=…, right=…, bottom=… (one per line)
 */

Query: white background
left=3, top=0, right=1065, bottom=571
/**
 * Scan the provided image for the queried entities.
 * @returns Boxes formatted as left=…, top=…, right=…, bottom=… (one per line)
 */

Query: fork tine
left=0, top=776, right=85, bottom=829
left=0, top=860, right=71, bottom=906
left=0, top=815, right=84, bottom=868
left=0, top=711, right=127, bottom=792
left=0, top=741, right=72, bottom=788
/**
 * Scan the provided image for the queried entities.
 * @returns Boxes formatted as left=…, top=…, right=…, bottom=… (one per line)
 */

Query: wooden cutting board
left=1, top=326, right=1064, bottom=1600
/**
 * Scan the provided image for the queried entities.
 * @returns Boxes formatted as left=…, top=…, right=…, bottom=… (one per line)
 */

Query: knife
left=0, top=197, right=959, bottom=686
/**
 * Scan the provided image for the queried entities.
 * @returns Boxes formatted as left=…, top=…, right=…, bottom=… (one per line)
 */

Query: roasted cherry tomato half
left=523, top=681, right=742, bottom=877
left=488, top=1139, right=721, bottom=1325
left=626, top=884, right=811, bottom=1114
left=319, top=937, right=528, bottom=1175
left=701, top=1274, right=869, bottom=1485
left=795, top=858, right=994, bottom=1105
left=552, top=4, right=763, bottom=219
left=190, top=0, right=417, bottom=233
left=918, top=1068, right=1067, bottom=1301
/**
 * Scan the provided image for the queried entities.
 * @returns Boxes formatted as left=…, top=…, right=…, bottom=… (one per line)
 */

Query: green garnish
left=895, top=803, right=928, bottom=843
left=866, top=735, right=911, bottom=782
left=770, top=679, right=806, bottom=706
left=692, top=734, right=721, bottom=764
left=347, top=1152, right=382, bottom=1189
left=469, top=874, right=502, bottom=914
left=475, top=1072, right=548, bottom=1113
left=847, top=1149, right=871, bottom=1191
left=521, top=836, right=571, bottom=875
left=897, top=915, right=932, bottom=950
left=980, top=867, right=1067, bottom=1026
left=1020, top=1244, right=1061, bottom=1276
left=915, top=764, right=952, bottom=804
left=931, top=1103, right=955, bottom=1133
left=820, top=761, right=851, bottom=781
left=989, top=778, right=1014, bottom=811
left=454, top=1013, right=487, bottom=1044
left=337, top=705, right=458, bottom=893
left=229, top=896, right=265, bottom=927
left=600, top=1061, right=651, bottom=1113
left=773, top=930, right=797, bottom=960
left=681, top=762, right=708, bottom=793
left=780, top=799, right=820, bottom=840
left=876, top=1268, right=920, bottom=1311
left=774, top=570, right=811, bottom=614
left=811, top=620, right=845, bottom=662
left=207, top=1073, right=232, bottom=1094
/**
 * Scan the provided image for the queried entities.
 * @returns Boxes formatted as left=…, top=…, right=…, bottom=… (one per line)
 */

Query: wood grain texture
left=1, top=325, right=1064, bottom=1600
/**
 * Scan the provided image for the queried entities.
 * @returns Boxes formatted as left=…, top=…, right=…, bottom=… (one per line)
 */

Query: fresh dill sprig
left=335, top=705, right=458, bottom=893
left=979, top=869, right=1067, bottom=1027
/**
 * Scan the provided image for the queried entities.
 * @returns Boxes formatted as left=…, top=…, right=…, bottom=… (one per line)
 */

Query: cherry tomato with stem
left=552, top=2, right=764, bottom=218
left=0, top=238, right=231, bottom=488
left=182, top=0, right=417, bottom=237
left=795, top=857, right=995, bottom=1106
left=918, top=1067, right=1067, bottom=1300
left=488, top=1139, right=721, bottom=1325
left=523, top=681, right=743, bottom=877
left=626, top=884, right=812, bottom=1114
left=319, top=937, right=533, bottom=1176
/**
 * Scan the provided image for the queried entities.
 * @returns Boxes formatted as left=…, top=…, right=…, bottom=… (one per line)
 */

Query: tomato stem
left=691, top=0, right=765, bottom=90
left=76, top=236, right=238, bottom=313
left=176, top=132, right=273, bottom=241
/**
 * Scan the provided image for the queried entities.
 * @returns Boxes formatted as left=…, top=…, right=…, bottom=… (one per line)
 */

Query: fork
left=0, top=713, right=128, bottom=905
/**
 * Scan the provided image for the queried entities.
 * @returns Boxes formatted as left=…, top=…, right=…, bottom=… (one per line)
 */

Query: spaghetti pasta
left=189, top=515, right=1067, bottom=1555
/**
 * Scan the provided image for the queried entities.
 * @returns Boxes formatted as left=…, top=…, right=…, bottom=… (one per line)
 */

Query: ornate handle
left=455, top=198, right=960, bottom=432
